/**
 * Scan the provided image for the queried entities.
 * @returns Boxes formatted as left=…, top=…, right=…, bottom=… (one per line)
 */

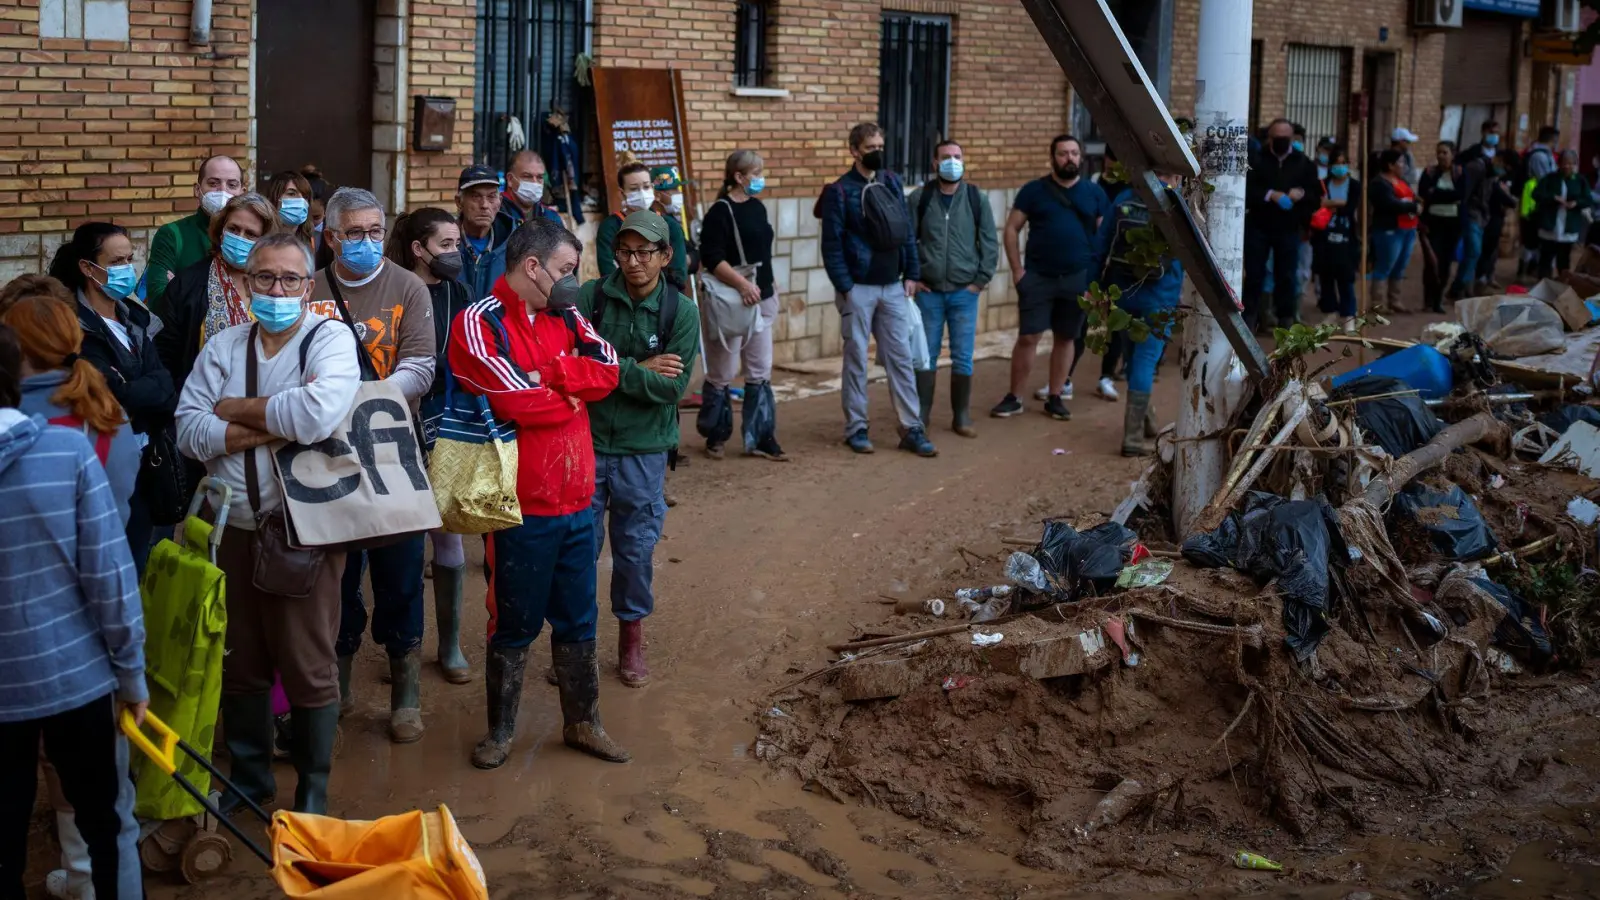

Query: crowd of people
left=1242, top=117, right=1581, bottom=333
left=0, top=119, right=1192, bottom=897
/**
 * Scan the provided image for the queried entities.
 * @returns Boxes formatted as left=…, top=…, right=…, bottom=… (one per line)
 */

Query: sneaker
left=845, top=429, right=875, bottom=454
left=898, top=426, right=938, bottom=457
left=1062, top=380, right=1074, bottom=401
left=748, top=436, right=789, bottom=461
left=1044, top=395, right=1072, bottom=420
left=1343, top=317, right=1358, bottom=335
left=1095, top=377, right=1119, bottom=402
left=705, top=442, right=724, bottom=460
left=990, top=394, right=1025, bottom=418
left=1033, top=385, right=1051, bottom=401
left=45, top=870, right=87, bottom=900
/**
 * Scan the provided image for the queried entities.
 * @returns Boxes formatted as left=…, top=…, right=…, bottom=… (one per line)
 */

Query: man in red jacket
left=447, top=216, right=629, bottom=770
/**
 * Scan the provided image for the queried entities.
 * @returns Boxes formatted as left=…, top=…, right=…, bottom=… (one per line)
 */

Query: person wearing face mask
left=48, top=223, right=178, bottom=574
left=494, top=150, right=563, bottom=244
left=1418, top=141, right=1464, bottom=313
left=1314, top=138, right=1335, bottom=180
left=1311, top=148, right=1361, bottom=331
left=385, top=207, right=473, bottom=687
left=148, top=154, right=246, bottom=310
left=1368, top=149, right=1423, bottom=312
left=266, top=169, right=316, bottom=248
left=176, top=232, right=363, bottom=816
left=1242, top=118, right=1322, bottom=330
left=596, top=156, right=690, bottom=291
left=907, top=139, right=997, bottom=437
left=306, top=188, right=438, bottom=745
left=445, top=216, right=627, bottom=770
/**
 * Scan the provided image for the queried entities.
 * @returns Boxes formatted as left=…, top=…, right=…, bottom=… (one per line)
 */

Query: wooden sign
left=591, top=67, right=698, bottom=216
left=1531, top=34, right=1594, bottom=67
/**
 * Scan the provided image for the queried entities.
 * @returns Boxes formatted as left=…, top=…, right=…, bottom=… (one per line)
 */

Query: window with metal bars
left=474, top=0, right=592, bottom=176
left=1284, top=44, right=1349, bottom=147
left=1249, top=40, right=1263, bottom=136
left=734, top=0, right=770, bottom=88
left=878, top=13, right=951, bottom=184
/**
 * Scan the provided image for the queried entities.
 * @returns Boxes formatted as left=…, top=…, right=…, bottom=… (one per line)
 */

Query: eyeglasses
left=248, top=273, right=308, bottom=293
left=339, top=227, right=386, bottom=242
left=614, top=247, right=663, bottom=263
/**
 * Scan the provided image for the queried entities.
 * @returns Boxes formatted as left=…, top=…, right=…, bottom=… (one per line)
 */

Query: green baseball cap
left=618, top=209, right=669, bottom=245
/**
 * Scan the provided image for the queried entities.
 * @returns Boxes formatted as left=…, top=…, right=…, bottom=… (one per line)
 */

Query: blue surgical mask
left=220, top=231, right=255, bottom=269
left=94, top=262, right=137, bottom=301
left=1292, top=140, right=1305, bottom=153
left=1485, top=133, right=1500, bottom=147
left=746, top=175, right=766, bottom=195
left=279, top=196, right=309, bottom=226
left=340, top=237, right=384, bottom=276
left=250, top=293, right=303, bottom=333
left=938, top=158, right=964, bottom=182
left=1330, top=164, right=1349, bottom=178
left=1316, top=152, right=1329, bottom=165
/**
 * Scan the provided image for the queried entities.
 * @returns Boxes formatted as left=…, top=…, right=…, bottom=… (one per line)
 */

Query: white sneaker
left=1062, top=381, right=1074, bottom=401
left=1034, top=385, right=1051, bottom=401
left=1096, top=377, right=1119, bottom=401
left=46, top=870, right=92, bottom=900
left=1343, top=317, right=1358, bottom=335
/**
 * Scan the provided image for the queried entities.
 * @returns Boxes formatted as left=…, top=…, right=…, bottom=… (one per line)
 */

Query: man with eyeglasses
left=574, top=210, right=699, bottom=689
left=308, top=187, right=439, bottom=746
left=175, top=231, right=363, bottom=814
left=147, top=154, right=246, bottom=308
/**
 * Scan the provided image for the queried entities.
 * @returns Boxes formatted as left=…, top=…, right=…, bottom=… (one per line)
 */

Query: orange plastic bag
left=269, top=805, right=488, bottom=900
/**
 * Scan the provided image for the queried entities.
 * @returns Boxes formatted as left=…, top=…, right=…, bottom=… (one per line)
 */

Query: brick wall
left=403, top=0, right=475, bottom=208
left=0, top=0, right=250, bottom=280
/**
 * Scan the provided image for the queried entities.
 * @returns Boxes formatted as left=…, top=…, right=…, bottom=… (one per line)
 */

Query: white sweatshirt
left=175, top=314, right=362, bottom=529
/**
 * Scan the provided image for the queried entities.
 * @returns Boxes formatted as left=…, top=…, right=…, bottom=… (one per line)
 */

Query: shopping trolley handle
left=120, top=709, right=180, bottom=776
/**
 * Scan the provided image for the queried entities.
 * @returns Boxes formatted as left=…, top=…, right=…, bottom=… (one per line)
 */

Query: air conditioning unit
left=1542, top=0, right=1582, bottom=33
left=1413, top=0, right=1463, bottom=29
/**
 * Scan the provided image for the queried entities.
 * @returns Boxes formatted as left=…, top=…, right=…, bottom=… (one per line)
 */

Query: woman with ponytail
left=4, top=285, right=141, bottom=529
left=49, top=223, right=179, bottom=572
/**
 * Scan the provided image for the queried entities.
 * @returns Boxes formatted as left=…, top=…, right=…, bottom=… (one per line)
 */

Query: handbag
left=244, top=324, right=326, bottom=599
left=138, top=427, right=189, bottom=527
left=697, top=199, right=763, bottom=351
left=427, top=373, right=521, bottom=534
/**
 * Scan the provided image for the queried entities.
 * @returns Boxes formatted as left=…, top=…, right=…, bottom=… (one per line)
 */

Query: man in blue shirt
left=993, top=134, right=1108, bottom=421
left=456, top=165, right=507, bottom=299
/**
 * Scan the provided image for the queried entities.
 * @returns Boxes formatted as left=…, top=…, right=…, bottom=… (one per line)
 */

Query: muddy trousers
left=592, top=452, right=668, bottom=622
left=483, top=509, right=599, bottom=650
left=839, top=284, right=922, bottom=438
left=337, top=534, right=427, bottom=659
left=0, top=694, right=141, bottom=900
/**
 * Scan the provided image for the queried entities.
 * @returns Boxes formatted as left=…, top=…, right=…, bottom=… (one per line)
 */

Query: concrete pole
left=1173, top=0, right=1252, bottom=536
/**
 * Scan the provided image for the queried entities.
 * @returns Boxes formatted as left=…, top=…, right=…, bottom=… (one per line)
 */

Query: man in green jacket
left=146, top=155, right=245, bottom=310
left=576, top=210, right=700, bottom=688
left=908, top=140, right=999, bottom=437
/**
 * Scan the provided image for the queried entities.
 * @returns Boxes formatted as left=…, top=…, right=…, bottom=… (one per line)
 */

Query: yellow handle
left=120, top=709, right=180, bottom=777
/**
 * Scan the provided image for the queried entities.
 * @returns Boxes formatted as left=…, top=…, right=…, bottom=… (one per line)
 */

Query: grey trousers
left=839, top=283, right=921, bottom=438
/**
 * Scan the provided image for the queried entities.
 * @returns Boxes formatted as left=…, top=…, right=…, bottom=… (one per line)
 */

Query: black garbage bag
left=1182, top=492, right=1348, bottom=662
left=1473, top=577, right=1552, bottom=665
left=696, top=382, right=733, bottom=445
left=1034, top=520, right=1138, bottom=599
left=1393, top=484, right=1499, bottom=561
left=1331, top=375, right=1443, bottom=457
left=1540, top=404, right=1600, bottom=435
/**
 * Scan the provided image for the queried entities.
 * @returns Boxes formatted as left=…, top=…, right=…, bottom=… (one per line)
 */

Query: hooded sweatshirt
left=0, top=409, right=147, bottom=722
left=19, top=370, right=141, bottom=527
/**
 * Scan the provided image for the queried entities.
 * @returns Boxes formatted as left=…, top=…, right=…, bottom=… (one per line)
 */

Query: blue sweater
left=0, top=409, right=147, bottom=723
left=19, top=370, right=140, bottom=527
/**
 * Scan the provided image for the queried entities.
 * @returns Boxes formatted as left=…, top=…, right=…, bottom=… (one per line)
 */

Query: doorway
left=257, top=0, right=376, bottom=193
left=1362, top=51, right=1397, bottom=160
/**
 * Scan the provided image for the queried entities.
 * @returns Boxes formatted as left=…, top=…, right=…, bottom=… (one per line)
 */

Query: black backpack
left=588, top=284, right=681, bottom=361
left=1102, top=192, right=1151, bottom=279
left=916, top=181, right=984, bottom=239
left=855, top=173, right=911, bottom=252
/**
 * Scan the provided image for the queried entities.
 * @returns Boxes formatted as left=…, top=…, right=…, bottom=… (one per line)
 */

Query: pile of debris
left=757, top=303, right=1600, bottom=878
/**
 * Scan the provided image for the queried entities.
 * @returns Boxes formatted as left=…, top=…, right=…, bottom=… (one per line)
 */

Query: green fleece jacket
left=596, top=212, right=689, bottom=291
left=146, top=210, right=211, bottom=312
left=907, top=181, right=999, bottom=292
left=576, top=272, right=700, bottom=456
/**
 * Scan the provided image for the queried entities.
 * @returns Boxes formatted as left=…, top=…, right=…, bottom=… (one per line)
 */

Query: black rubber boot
left=915, top=369, right=937, bottom=429
left=949, top=373, right=976, bottom=438
left=433, top=564, right=471, bottom=684
left=289, top=702, right=339, bottom=815
left=1123, top=391, right=1152, bottom=457
left=219, top=692, right=276, bottom=813
left=388, top=651, right=424, bottom=744
left=552, top=640, right=631, bottom=763
left=336, top=655, right=355, bottom=718
left=471, top=645, right=528, bottom=769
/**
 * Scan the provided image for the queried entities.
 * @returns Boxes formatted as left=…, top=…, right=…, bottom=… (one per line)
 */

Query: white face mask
left=667, top=192, right=684, bottom=214
left=515, top=180, right=543, bottom=205
left=624, top=189, right=654, bottom=211
left=201, top=190, right=232, bottom=216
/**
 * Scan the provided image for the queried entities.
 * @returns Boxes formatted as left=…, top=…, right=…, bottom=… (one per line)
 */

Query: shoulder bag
left=697, top=199, right=763, bottom=351
left=244, top=323, right=326, bottom=599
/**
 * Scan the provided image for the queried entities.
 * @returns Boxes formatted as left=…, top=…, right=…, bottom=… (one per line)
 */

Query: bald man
left=147, top=154, right=246, bottom=309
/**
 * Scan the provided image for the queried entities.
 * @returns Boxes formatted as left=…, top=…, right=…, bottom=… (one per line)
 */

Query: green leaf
left=1128, top=319, right=1152, bottom=343
left=1107, top=284, right=1123, bottom=302
left=1108, top=307, right=1133, bottom=331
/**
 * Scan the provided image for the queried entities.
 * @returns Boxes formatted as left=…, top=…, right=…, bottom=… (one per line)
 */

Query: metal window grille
left=734, top=0, right=769, bottom=88
left=474, top=0, right=593, bottom=174
left=1249, top=40, right=1263, bottom=135
left=879, top=13, right=951, bottom=184
left=1285, top=44, right=1348, bottom=147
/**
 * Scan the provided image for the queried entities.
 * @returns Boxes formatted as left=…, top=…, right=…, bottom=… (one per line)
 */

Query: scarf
left=200, top=256, right=252, bottom=347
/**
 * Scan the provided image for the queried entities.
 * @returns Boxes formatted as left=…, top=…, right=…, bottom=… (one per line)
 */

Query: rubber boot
left=387, top=652, right=424, bottom=744
left=915, top=369, right=937, bottom=429
left=471, top=645, right=528, bottom=769
left=1387, top=279, right=1405, bottom=313
left=1122, top=391, right=1152, bottom=457
left=618, top=619, right=650, bottom=687
left=433, top=564, right=471, bottom=684
left=949, top=373, right=977, bottom=438
left=289, top=703, right=339, bottom=815
left=1144, top=400, right=1159, bottom=439
left=218, top=692, right=276, bottom=813
left=336, top=655, right=355, bottom=718
left=552, top=640, right=631, bottom=763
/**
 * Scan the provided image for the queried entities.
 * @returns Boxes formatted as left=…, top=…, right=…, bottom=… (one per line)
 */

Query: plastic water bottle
left=1004, top=552, right=1049, bottom=592
left=954, top=585, right=1013, bottom=603
left=971, top=596, right=1011, bottom=624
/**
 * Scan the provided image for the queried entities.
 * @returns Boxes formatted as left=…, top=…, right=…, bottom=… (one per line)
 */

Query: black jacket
left=1417, top=164, right=1465, bottom=225
left=154, top=256, right=218, bottom=397
left=1246, top=149, right=1323, bottom=232
left=1367, top=176, right=1421, bottom=232
left=75, top=292, right=176, bottom=437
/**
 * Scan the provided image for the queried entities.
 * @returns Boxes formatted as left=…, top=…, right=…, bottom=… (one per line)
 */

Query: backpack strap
left=47, top=415, right=111, bottom=465
left=658, top=284, right=680, bottom=345
left=295, top=318, right=334, bottom=374
left=325, top=278, right=380, bottom=382
left=1042, top=178, right=1098, bottom=237
left=967, top=182, right=983, bottom=236
left=916, top=181, right=937, bottom=226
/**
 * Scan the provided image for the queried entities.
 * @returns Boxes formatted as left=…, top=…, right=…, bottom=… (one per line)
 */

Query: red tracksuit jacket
left=447, top=277, right=619, bottom=517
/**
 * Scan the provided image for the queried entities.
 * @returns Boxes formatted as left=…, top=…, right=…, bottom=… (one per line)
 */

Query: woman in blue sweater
left=0, top=321, right=147, bottom=900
